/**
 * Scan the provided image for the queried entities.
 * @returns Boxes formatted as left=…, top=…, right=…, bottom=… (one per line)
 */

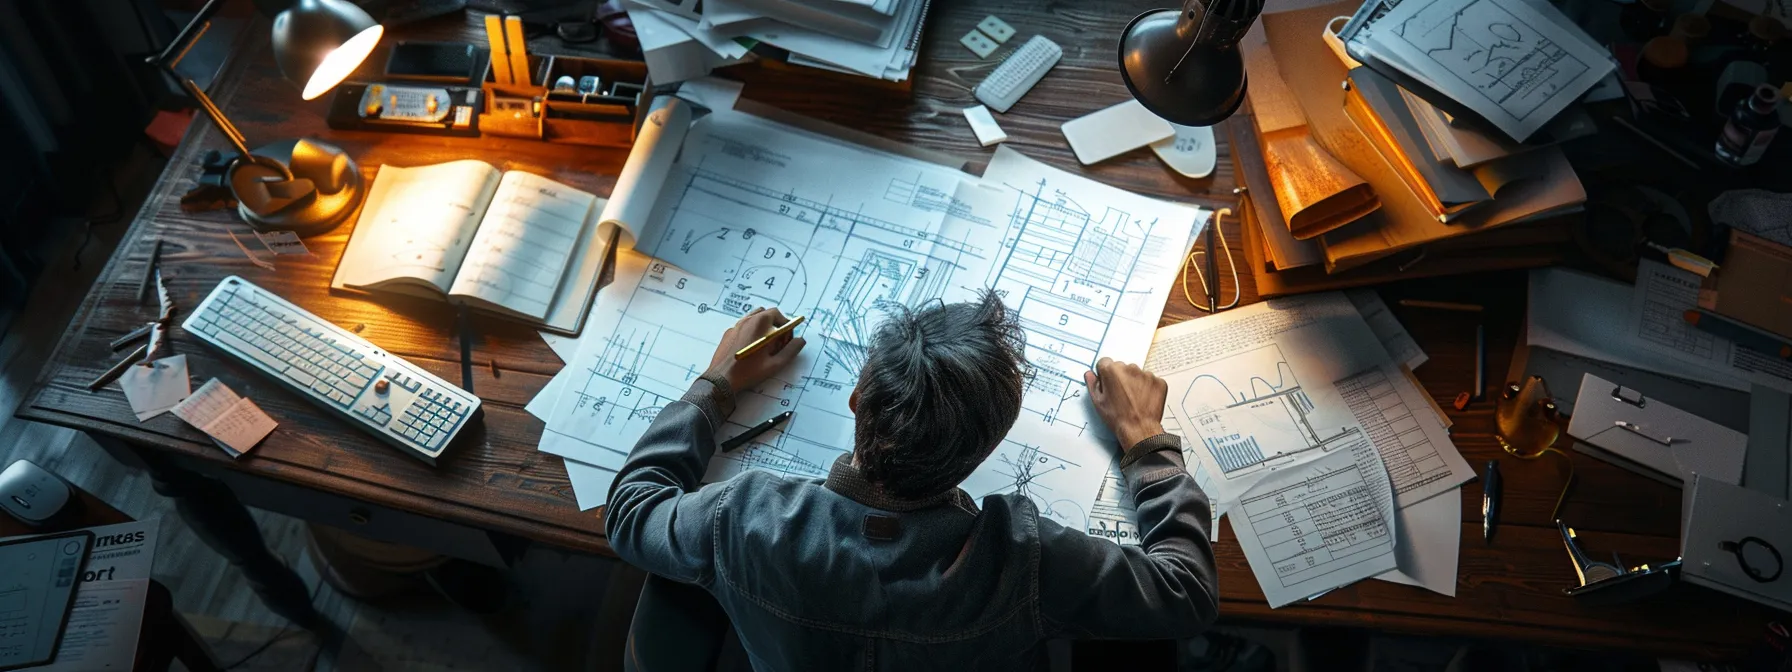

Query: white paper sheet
left=1527, top=267, right=1736, bottom=389
left=32, top=579, right=147, bottom=671
left=1153, top=293, right=1472, bottom=512
left=1373, top=488, right=1462, bottom=595
left=75, top=521, right=157, bottom=582
left=1347, top=289, right=1428, bottom=369
left=676, top=76, right=746, bottom=111
left=172, top=379, right=276, bottom=458
left=450, top=172, right=598, bottom=320
left=1630, top=260, right=1792, bottom=394
left=1232, top=438, right=1398, bottom=608
left=1362, top=0, right=1614, bottom=141
left=118, top=355, right=189, bottom=421
left=953, top=147, right=1203, bottom=533
left=540, top=332, right=577, bottom=363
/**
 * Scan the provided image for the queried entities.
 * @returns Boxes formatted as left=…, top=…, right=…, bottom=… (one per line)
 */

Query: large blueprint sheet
left=538, top=114, right=1205, bottom=538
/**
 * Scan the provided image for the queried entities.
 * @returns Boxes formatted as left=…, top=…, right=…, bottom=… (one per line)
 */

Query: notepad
left=331, top=160, right=620, bottom=335
left=173, top=379, right=276, bottom=458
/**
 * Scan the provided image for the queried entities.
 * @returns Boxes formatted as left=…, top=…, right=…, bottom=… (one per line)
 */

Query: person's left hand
left=703, top=308, right=806, bottom=391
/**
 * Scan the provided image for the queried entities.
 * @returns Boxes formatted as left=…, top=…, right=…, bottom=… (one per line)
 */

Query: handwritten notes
left=172, top=379, right=276, bottom=457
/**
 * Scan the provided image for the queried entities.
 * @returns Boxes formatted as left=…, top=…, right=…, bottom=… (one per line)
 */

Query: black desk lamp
left=151, top=0, right=383, bottom=236
left=1119, top=0, right=1266, bottom=127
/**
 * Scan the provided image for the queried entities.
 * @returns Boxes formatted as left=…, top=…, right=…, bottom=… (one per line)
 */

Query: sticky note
left=119, top=355, right=190, bottom=421
left=173, top=378, right=277, bottom=458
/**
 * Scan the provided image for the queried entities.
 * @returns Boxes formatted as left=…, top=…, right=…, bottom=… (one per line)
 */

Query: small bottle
left=1716, top=84, right=1784, bottom=166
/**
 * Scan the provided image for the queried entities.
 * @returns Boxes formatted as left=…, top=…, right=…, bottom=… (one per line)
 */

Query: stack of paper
left=625, top=0, right=929, bottom=83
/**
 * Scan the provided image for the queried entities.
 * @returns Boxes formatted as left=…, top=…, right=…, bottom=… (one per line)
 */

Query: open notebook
left=330, top=160, right=628, bottom=335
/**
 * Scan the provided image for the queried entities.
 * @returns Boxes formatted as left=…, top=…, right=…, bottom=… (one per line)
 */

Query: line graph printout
left=955, top=147, right=1204, bottom=532
left=1231, top=438, right=1397, bottom=607
left=1154, top=293, right=1471, bottom=511
left=1367, top=0, right=1612, bottom=141
left=541, top=111, right=990, bottom=483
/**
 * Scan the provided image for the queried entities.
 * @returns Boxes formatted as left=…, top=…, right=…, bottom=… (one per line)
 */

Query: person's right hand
left=702, top=307, right=807, bottom=392
left=1084, top=357, right=1168, bottom=450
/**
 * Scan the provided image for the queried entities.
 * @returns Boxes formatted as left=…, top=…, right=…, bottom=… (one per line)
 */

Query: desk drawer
left=204, top=467, right=508, bottom=568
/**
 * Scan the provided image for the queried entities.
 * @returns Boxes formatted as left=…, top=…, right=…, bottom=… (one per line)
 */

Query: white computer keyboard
left=182, top=276, right=480, bottom=465
left=974, top=35, right=1062, bottom=114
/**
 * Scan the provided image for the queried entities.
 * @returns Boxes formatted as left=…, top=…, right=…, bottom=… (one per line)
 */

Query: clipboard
left=0, top=531, right=94, bottom=671
left=1566, top=372, right=1748, bottom=487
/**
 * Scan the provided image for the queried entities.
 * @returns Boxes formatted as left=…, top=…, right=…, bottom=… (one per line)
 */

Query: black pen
left=721, top=411, right=792, bottom=452
left=1483, top=460, right=1502, bottom=543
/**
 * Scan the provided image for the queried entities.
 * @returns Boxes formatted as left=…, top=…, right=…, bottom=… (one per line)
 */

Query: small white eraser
left=1060, top=100, right=1175, bottom=165
left=960, top=30, right=998, bottom=58
left=977, top=16, right=1016, bottom=43
left=963, top=105, right=1008, bottom=146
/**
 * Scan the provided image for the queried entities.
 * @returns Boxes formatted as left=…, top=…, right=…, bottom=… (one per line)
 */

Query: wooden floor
left=0, top=146, right=637, bottom=671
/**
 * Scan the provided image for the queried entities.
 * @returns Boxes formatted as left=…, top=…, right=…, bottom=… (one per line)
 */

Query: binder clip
left=1559, top=520, right=1681, bottom=605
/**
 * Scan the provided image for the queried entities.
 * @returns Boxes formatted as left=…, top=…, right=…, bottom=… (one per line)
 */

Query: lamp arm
left=179, top=77, right=295, bottom=181
left=150, top=0, right=232, bottom=69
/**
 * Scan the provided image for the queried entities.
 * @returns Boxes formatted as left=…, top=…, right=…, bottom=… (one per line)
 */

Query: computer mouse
left=0, top=459, right=74, bottom=528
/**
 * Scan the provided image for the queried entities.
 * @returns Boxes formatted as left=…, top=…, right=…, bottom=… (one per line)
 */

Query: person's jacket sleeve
left=602, top=377, right=736, bottom=585
left=1035, top=433, right=1221, bottom=639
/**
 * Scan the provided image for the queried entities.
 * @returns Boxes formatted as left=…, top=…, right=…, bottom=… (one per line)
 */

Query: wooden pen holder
left=481, top=54, right=649, bottom=147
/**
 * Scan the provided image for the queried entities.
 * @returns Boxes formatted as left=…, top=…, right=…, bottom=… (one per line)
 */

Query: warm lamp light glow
left=301, top=25, right=382, bottom=100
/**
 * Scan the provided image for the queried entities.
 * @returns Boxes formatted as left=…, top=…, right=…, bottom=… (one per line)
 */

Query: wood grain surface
left=17, top=1, right=1778, bottom=659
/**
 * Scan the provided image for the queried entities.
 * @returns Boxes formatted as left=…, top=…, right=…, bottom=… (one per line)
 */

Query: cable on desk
left=1182, top=208, right=1240, bottom=313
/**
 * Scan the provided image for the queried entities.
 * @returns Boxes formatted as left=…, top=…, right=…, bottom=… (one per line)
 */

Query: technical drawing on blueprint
left=954, top=147, right=1204, bottom=534
left=534, top=117, right=1205, bottom=533
left=540, top=110, right=994, bottom=485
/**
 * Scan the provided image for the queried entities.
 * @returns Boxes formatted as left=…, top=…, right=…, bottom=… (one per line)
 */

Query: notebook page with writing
left=335, top=160, right=501, bottom=294
left=448, top=171, right=597, bottom=321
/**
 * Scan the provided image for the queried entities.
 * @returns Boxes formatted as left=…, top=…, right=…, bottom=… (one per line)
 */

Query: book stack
left=625, top=0, right=931, bottom=84
left=1234, top=0, right=1605, bottom=293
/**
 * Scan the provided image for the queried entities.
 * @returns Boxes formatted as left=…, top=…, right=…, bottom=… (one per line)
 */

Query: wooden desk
left=19, top=1, right=1777, bottom=661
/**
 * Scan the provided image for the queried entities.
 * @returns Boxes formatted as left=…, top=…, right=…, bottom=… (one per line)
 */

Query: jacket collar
left=824, top=454, right=978, bottom=514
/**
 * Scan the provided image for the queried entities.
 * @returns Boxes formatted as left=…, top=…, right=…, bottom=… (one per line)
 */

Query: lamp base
left=228, top=138, right=365, bottom=237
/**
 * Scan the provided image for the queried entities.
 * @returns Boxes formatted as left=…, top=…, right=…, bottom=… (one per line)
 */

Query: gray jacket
left=605, top=377, right=1220, bottom=671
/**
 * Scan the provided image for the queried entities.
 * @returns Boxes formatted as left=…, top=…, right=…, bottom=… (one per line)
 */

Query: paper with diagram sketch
left=331, top=160, right=618, bottom=335
left=1148, top=293, right=1470, bottom=513
left=538, top=99, right=1207, bottom=533
left=1351, top=0, right=1613, bottom=141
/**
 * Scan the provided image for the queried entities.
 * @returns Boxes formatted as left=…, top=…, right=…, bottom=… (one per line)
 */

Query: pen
left=721, top=411, right=792, bottom=452
left=1473, top=322, right=1485, bottom=401
left=734, top=315, right=805, bottom=360
left=138, top=238, right=162, bottom=306
left=1482, top=460, right=1501, bottom=543
left=88, top=344, right=149, bottom=391
left=1203, top=220, right=1218, bottom=313
left=1397, top=299, right=1484, bottom=312
left=457, top=305, right=474, bottom=393
left=1684, top=309, right=1792, bottom=360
